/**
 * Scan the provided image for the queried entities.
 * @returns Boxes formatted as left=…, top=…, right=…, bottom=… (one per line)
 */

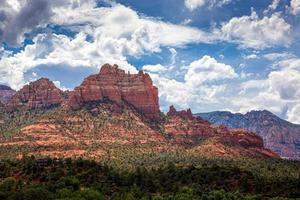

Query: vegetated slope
left=0, top=102, right=169, bottom=159
left=196, top=110, right=300, bottom=160
left=0, top=64, right=279, bottom=161
left=0, top=102, right=278, bottom=160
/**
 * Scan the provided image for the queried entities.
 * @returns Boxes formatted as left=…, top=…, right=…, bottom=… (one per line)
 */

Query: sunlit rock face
left=68, top=64, right=160, bottom=120
left=6, top=78, right=65, bottom=111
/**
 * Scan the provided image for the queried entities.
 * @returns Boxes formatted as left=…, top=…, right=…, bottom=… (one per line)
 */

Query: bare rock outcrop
left=165, top=106, right=279, bottom=158
left=68, top=64, right=160, bottom=120
left=6, top=78, right=65, bottom=111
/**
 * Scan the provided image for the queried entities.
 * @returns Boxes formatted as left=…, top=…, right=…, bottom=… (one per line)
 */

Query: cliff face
left=0, top=85, right=15, bottom=104
left=6, top=78, right=65, bottom=111
left=196, top=110, right=300, bottom=160
left=68, top=64, right=160, bottom=120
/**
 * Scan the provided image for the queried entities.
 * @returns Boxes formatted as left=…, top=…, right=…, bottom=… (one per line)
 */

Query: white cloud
left=264, top=0, right=280, bottom=14
left=240, top=71, right=254, bottom=79
left=143, top=54, right=300, bottom=124
left=1, top=0, right=299, bottom=124
left=291, top=0, right=300, bottom=15
left=52, top=3, right=216, bottom=51
left=243, top=54, right=258, bottom=60
left=276, top=58, right=300, bottom=70
left=0, top=32, right=137, bottom=89
left=143, top=55, right=237, bottom=111
left=214, top=0, right=232, bottom=7
left=263, top=52, right=294, bottom=61
left=268, top=69, right=300, bottom=100
left=184, top=55, right=237, bottom=86
left=0, top=3, right=218, bottom=89
left=182, top=19, right=192, bottom=25
left=233, top=57, right=300, bottom=123
left=151, top=73, right=228, bottom=111
left=184, top=0, right=206, bottom=11
left=287, top=104, right=300, bottom=124
left=53, top=80, right=71, bottom=91
left=0, top=0, right=53, bottom=46
left=142, top=64, right=167, bottom=73
left=221, top=11, right=291, bottom=49
left=184, top=0, right=231, bottom=11
left=270, top=0, right=280, bottom=10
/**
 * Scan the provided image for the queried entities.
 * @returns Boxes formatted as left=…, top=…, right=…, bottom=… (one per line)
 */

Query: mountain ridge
left=196, top=110, right=300, bottom=160
left=0, top=64, right=278, bottom=160
left=0, top=84, right=16, bottom=104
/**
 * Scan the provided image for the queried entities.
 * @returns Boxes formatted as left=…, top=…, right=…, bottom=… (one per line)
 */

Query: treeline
left=0, top=156, right=299, bottom=199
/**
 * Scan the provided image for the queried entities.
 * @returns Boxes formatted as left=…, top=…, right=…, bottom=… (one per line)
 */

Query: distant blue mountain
left=0, top=85, right=13, bottom=91
left=0, top=85, right=15, bottom=104
left=195, top=110, right=300, bottom=160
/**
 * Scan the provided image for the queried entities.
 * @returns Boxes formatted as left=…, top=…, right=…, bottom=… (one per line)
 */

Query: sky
left=0, top=0, right=300, bottom=123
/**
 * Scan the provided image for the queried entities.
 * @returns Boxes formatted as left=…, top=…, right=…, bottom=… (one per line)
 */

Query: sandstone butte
left=5, top=64, right=160, bottom=120
left=68, top=64, right=160, bottom=120
left=6, top=78, right=65, bottom=112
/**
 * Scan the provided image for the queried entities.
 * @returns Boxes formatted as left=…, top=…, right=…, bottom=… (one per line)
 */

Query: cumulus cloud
left=0, top=32, right=137, bottom=89
left=263, top=52, right=294, bottom=61
left=276, top=57, right=300, bottom=70
left=0, top=2, right=218, bottom=89
left=152, top=73, right=229, bottom=111
left=243, top=54, right=259, bottom=60
left=143, top=55, right=237, bottom=111
left=264, top=0, right=280, bottom=14
left=184, top=55, right=237, bottom=85
left=142, top=52, right=300, bottom=124
left=270, top=0, right=281, bottom=10
left=0, top=0, right=53, bottom=46
left=221, top=11, right=291, bottom=49
left=184, top=0, right=206, bottom=10
left=291, top=0, right=300, bottom=15
left=0, top=0, right=298, bottom=124
left=53, top=80, right=70, bottom=91
left=142, top=64, right=167, bottom=73
left=51, top=3, right=216, bottom=52
left=268, top=70, right=300, bottom=100
left=2, top=0, right=217, bottom=50
left=287, top=104, right=300, bottom=124
left=184, top=0, right=231, bottom=11
left=234, top=57, right=300, bottom=124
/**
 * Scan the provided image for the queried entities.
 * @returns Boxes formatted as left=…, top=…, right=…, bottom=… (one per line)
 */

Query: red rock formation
left=168, top=105, right=195, bottom=120
left=68, top=64, right=160, bottom=120
left=0, top=68, right=280, bottom=160
left=0, top=85, right=16, bottom=104
left=6, top=78, right=65, bottom=111
left=164, top=106, right=279, bottom=158
left=196, top=110, right=300, bottom=160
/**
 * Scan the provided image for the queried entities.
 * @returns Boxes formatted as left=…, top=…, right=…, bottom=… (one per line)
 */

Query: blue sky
left=0, top=0, right=300, bottom=123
